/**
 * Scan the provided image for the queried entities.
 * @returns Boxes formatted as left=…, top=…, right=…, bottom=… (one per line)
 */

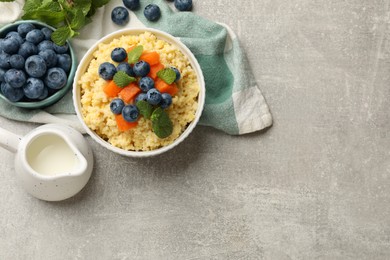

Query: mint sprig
left=2, top=0, right=110, bottom=46
left=113, top=71, right=136, bottom=88
left=136, top=100, right=153, bottom=119
left=157, top=68, right=177, bottom=84
left=127, top=45, right=144, bottom=64
left=151, top=107, right=173, bottom=139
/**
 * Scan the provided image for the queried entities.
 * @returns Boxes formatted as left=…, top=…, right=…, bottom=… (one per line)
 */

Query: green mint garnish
left=136, top=100, right=153, bottom=119
left=15, top=0, right=110, bottom=45
left=151, top=107, right=173, bottom=139
left=127, top=45, right=144, bottom=64
left=157, top=68, right=176, bottom=84
left=113, top=71, right=136, bottom=88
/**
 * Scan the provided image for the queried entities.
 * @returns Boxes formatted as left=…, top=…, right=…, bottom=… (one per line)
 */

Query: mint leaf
left=113, top=71, right=136, bottom=87
left=23, top=0, right=41, bottom=12
left=22, top=10, right=66, bottom=27
left=157, top=68, right=177, bottom=84
left=127, top=45, right=144, bottom=64
left=74, top=0, right=92, bottom=16
left=20, top=0, right=110, bottom=44
left=136, top=100, right=153, bottom=119
left=69, top=8, right=87, bottom=30
left=88, top=0, right=110, bottom=16
left=51, top=26, right=72, bottom=46
left=151, top=107, right=173, bottom=139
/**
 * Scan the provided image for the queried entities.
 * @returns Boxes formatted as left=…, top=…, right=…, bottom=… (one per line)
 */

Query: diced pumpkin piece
left=148, top=63, right=164, bottom=80
left=155, top=78, right=179, bottom=96
left=103, top=80, right=122, bottom=98
left=139, top=51, right=160, bottom=65
left=119, top=83, right=141, bottom=103
left=115, top=114, right=138, bottom=131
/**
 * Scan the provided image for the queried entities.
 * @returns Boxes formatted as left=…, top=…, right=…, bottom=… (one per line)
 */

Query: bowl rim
left=73, top=27, right=205, bottom=157
left=0, top=20, right=76, bottom=109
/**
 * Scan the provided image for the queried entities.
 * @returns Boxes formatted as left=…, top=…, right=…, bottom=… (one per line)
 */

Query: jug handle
left=0, top=127, right=21, bottom=153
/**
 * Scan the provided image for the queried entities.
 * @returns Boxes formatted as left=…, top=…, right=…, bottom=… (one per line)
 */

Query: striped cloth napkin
left=0, top=0, right=272, bottom=135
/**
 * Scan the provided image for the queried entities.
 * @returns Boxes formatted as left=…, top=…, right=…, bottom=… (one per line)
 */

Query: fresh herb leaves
left=136, top=100, right=153, bottom=119
left=113, top=71, right=136, bottom=87
left=127, top=45, right=144, bottom=64
left=1, top=0, right=111, bottom=45
left=151, top=107, right=173, bottom=139
left=157, top=68, right=177, bottom=84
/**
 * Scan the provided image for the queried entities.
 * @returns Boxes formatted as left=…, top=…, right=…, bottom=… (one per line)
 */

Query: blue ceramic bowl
left=0, top=20, right=76, bottom=109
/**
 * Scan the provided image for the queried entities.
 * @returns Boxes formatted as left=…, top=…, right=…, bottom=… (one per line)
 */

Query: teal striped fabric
left=0, top=0, right=272, bottom=135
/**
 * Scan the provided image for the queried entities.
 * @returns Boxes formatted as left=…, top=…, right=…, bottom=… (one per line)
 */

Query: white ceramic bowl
left=73, top=28, right=205, bottom=157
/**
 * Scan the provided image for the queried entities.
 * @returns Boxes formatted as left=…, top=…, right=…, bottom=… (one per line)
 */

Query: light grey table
left=1, top=1, right=390, bottom=259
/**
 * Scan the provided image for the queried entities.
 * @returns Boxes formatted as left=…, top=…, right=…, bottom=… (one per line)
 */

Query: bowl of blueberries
left=0, top=20, right=76, bottom=109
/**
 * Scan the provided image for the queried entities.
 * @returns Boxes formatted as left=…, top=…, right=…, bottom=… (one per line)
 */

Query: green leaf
left=90, top=0, right=110, bottom=9
left=88, top=0, right=110, bottom=17
left=113, top=71, right=136, bottom=88
left=74, top=0, right=92, bottom=16
left=69, top=8, right=87, bottom=30
left=127, top=45, right=144, bottom=64
left=136, top=100, right=153, bottom=119
left=20, top=0, right=110, bottom=45
left=41, top=1, right=62, bottom=12
left=157, top=68, right=177, bottom=85
left=0, top=0, right=16, bottom=2
left=151, top=107, right=173, bottom=139
left=22, top=10, right=66, bottom=27
left=23, top=0, right=41, bottom=12
left=51, top=26, right=71, bottom=46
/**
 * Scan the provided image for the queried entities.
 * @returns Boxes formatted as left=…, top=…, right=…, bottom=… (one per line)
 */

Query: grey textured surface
left=1, top=1, right=390, bottom=259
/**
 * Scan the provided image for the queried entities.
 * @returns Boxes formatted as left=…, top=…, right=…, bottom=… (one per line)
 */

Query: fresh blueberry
left=110, top=98, right=125, bottom=114
left=26, top=29, right=45, bottom=45
left=174, top=0, right=192, bottom=11
left=41, top=27, right=53, bottom=40
left=138, top=76, right=155, bottom=92
left=25, top=55, right=47, bottom=78
left=0, top=36, right=20, bottom=54
left=0, top=69, right=5, bottom=82
left=5, top=31, right=24, bottom=45
left=39, top=49, right=57, bottom=68
left=98, top=62, right=117, bottom=80
left=17, top=23, right=35, bottom=38
left=38, top=40, right=54, bottom=52
left=111, top=6, right=130, bottom=26
left=160, top=93, right=172, bottom=109
left=117, top=62, right=135, bottom=77
left=23, top=77, right=44, bottom=99
left=18, top=41, right=38, bottom=58
left=135, top=93, right=148, bottom=103
left=1, top=82, right=24, bottom=102
left=57, top=54, right=71, bottom=72
left=4, top=69, right=26, bottom=88
left=171, top=67, right=181, bottom=81
left=0, top=53, right=11, bottom=69
left=133, top=60, right=150, bottom=77
left=111, top=47, right=127, bottom=62
left=123, top=0, right=140, bottom=10
left=146, top=88, right=162, bottom=105
left=44, top=67, right=67, bottom=90
left=144, top=4, right=161, bottom=21
left=122, top=104, right=139, bottom=122
left=9, top=54, right=25, bottom=70
left=53, top=43, right=69, bottom=54
left=37, top=86, right=49, bottom=100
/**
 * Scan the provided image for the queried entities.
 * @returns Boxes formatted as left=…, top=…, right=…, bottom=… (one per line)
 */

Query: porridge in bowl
left=77, top=31, right=201, bottom=152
